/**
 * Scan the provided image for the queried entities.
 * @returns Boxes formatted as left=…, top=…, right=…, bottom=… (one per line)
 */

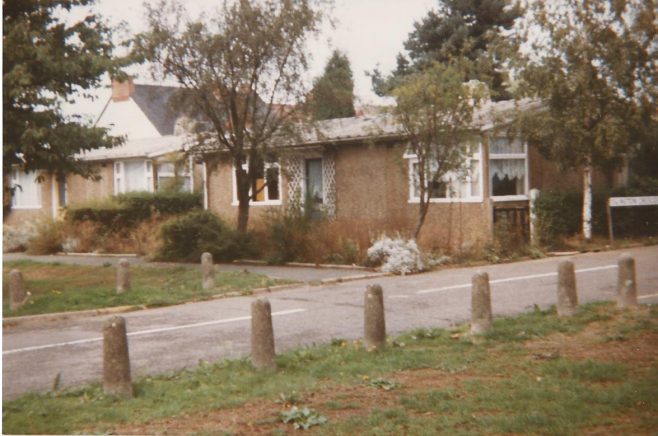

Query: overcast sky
left=66, top=0, right=438, bottom=121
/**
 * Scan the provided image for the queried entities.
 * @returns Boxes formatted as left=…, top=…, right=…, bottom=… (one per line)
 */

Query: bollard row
left=95, top=253, right=640, bottom=396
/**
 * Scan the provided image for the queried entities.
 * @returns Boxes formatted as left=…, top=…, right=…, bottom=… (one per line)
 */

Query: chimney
left=111, top=76, right=134, bottom=102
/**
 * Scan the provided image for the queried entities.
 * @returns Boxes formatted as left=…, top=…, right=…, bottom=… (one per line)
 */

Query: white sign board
left=609, top=196, right=658, bottom=207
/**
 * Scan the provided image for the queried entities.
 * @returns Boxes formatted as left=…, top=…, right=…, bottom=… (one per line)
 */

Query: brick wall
left=66, top=163, right=114, bottom=205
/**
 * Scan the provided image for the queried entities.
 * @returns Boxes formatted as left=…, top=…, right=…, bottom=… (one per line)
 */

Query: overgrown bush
left=262, top=206, right=314, bottom=264
left=156, top=210, right=242, bottom=262
left=67, top=191, right=201, bottom=233
left=367, top=235, right=424, bottom=274
left=25, top=219, right=65, bottom=255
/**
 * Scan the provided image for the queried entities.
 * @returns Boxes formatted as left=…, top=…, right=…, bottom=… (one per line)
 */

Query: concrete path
left=3, top=245, right=658, bottom=399
left=2, top=253, right=371, bottom=283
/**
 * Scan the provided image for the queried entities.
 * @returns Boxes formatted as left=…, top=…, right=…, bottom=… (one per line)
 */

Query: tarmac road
left=3, top=245, right=657, bottom=400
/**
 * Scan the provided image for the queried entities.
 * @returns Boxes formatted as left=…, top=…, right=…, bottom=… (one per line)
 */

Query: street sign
left=607, top=196, right=658, bottom=243
left=609, top=196, right=658, bottom=207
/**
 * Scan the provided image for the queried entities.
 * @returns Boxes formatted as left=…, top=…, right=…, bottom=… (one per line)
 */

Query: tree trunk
left=582, top=158, right=593, bottom=241
left=235, top=167, right=251, bottom=234
left=414, top=197, right=430, bottom=240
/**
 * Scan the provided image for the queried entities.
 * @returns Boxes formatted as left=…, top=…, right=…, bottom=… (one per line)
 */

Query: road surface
left=3, top=245, right=657, bottom=399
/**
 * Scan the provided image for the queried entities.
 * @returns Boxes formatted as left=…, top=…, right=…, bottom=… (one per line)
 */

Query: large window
left=114, top=160, right=154, bottom=194
left=157, top=160, right=192, bottom=192
left=489, top=137, right=527, bottom=199
left=232, top=157, right=282, bottom=205
left=11, top=169, right=41, bottom=208
left=407, top=145, right=483, bottom=203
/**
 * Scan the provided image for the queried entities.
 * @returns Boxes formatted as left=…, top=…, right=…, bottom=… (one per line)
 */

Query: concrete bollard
left=103, top=316, right=133, bottom=398
left=251, top=298, right=277, bottom=371
left=201, top=252, right=215, bottom=290
left=471, top=272, right=492, bottom=334
left=116, top=258, right=130, bottom=294
left=8, top=269, right=27, bottom=311
left=617, top=254, right=638, bottom=308
left=364, top=284, right=386, bottom=350
left=557, top=260, right=578, bottom=317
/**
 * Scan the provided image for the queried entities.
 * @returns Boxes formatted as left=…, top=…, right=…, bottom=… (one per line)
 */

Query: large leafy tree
left=3, top=0, right=125, bottom=181
left=310, top=50, right=356, bottom=120
left=134, top=0, right=325, bottom=233
left=371, top=0, right=521, bottom=100
left=392, top=63, right=485, bottom=239
left=515, top=0, right=657, bottom=241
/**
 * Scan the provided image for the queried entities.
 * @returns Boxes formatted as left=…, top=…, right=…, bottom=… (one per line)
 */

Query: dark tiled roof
left=131, top=84, right=181, bottom=136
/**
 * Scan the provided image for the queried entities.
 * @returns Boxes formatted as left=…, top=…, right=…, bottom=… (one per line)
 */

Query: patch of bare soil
left=526, top=310, right=658, bottom=368
left=113, top=369, right=474, bottom=435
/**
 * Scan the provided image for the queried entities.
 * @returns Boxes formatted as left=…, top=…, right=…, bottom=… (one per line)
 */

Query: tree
left=515, top=0, right=657, bottom=241
left=134, top=0, right=325, bottom=233
left=3, top=0, right=125, bottom=181
left=310, top=50, right=356, bottom=120
left=371, top=0, right=521, bottom=100
left=392, top=62, right=486, bottom=239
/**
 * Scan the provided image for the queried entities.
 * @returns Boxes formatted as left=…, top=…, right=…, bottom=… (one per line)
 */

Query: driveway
left=2, top=253, right=373, bottom=283
left=3, top=245, right=658, bottom=399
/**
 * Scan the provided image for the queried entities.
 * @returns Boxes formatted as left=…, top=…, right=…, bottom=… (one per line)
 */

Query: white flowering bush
left=3, top=222, right=38, bottom=253
left=367, top=235, right=424, bottom=274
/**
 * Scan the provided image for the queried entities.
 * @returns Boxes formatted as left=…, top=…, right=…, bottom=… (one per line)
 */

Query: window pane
left=12, top=170, right=41, bottom=207
left=306, top=159, right=323, bottom=203
left=124, top=161, right=147, bottom=192
left=159, top=162, right=175, bottom=174
left=470, top=160, right=481, bottom=197
left=491, top=138, right=523, bottom=154
left=491, top=159, right=526, bottom=196
left=266, top=166, right=280, bottom=200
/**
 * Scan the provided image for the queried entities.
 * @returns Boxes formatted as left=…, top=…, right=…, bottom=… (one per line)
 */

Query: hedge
left=535, top=178, right=658, bottom=246
left=67, top=191, right=201, bottom=232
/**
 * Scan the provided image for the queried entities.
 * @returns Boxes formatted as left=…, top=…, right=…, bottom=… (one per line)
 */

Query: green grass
left=2, top=260, right=292, bottom=317
left=3, top=303, right=657, bottom=435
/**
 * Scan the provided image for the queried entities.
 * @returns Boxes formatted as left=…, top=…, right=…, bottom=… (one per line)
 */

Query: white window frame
left=114, top=161, right=125, bottom=195
left=156, top=160, right=192, bottom=193
left=406, top=145, right=484, bottom=204
left=489, top=138, right=529, bottom=202
left=145, top=160, right=154, bottom=192
left=10, top=168, right=42, bottom=209
left=231, top=159, right=283, bottom=206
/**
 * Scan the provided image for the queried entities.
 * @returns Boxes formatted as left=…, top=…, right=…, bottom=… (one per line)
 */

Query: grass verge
left=2, top=260, right=292, bottom=317
left=3, top=302, right=657, bottom=435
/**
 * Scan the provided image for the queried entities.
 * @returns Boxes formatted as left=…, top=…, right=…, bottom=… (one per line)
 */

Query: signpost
left=607, top=196, right=658, bottom=244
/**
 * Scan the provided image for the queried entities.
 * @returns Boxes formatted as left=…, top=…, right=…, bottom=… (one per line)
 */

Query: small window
left=233, top=157, right=282, bottom=205
left=490, top=138, right=527, bottom=198
left=305, top=159, right=323, bottom=203
left=11, top=169, right=42, bottom=208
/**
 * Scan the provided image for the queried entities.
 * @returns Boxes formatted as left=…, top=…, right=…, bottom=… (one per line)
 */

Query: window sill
left=408, top=197, right=483, bottom=204
left=492, top=195, right=528, bottom=202
left=11, top=205, right=43, bottom=210
left=231, top=200, right=283, bottom=207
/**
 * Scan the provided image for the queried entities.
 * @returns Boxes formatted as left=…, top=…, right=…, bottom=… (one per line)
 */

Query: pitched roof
left=130, top=84, right=181, bottom=136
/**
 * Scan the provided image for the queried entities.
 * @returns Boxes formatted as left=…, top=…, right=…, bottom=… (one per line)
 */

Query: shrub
left=262, top=205, right=314, bottom=264
left=156, top=210, right=241, bottom=262
left=67, top=191, right=201, bottom=233
left=26, top=219, right=65, bottom=255
left=3, top=222, right=38, bottom=252
left=367, top=235, right=424, bottom=274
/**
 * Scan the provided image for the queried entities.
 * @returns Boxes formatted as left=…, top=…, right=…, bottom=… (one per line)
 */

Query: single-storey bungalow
left=200, top=99, right=625, bottom=250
